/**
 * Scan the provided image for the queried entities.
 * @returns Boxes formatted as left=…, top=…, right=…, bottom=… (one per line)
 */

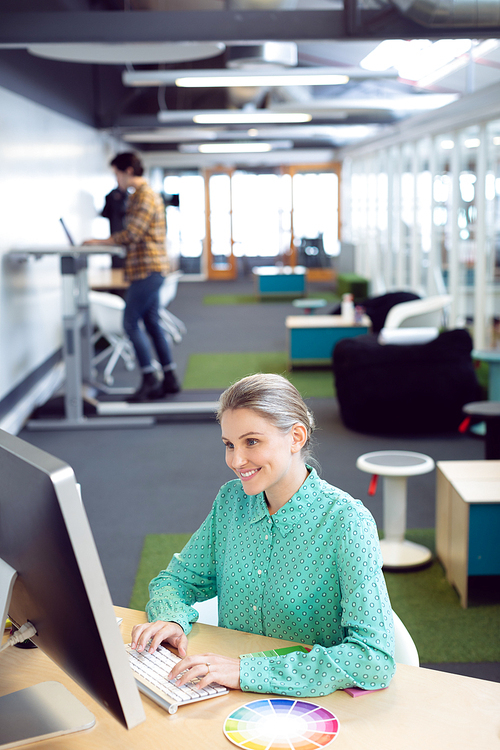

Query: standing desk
left=11, top=248, right=218, bottom=430
left=2, top=605, right=499, bottom=750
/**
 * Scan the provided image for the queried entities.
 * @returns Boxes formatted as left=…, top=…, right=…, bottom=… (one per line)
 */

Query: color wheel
left=223, top=698, right=339, bottom=750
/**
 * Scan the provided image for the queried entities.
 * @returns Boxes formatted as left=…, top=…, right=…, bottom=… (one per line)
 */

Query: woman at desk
left=131, top=374, right=395, bottom=697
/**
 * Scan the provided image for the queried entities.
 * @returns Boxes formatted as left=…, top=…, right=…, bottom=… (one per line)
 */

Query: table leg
left=380, top=476, right=433, bottom=569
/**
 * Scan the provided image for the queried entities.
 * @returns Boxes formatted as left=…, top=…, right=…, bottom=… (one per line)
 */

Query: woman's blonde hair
left=217, top=373, right=316, bottom=463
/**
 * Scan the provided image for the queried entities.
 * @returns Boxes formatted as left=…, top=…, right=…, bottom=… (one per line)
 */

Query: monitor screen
left=0, top=429, right=145, bottom=739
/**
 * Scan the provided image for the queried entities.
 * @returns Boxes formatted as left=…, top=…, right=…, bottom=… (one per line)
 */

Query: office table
left=436, top=460, right=500, bottom=607
left=286, top=314, right=370, bottom=368
left=11, top=249, right=218, bottom=429
left=88, top=267, right=129, bottom=293
left=1, top=606, right=499, bottom=750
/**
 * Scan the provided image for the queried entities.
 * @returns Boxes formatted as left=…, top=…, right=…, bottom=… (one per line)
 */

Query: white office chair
left=193, top=596, right=219, bottom=626
left=89, top=291, right=136, bottom=386
left=193, top=597, right=419, bottom=667
left=159, top=271, right=186, bottom=344
left=393, top=610, right=419, bottom=666
left=383, top=294, right=452, bottom=330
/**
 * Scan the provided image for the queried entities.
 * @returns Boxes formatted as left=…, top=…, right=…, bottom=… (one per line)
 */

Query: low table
left=472, top=349, right=500, bottom=399
left=253, top=266, right=306, bottom=299
left=436, top=460, right=500, bottom=607
left=292, top=298, right=328, bottom=314
left=357, top=450, right=435, bottom=569
left=286, top=314, right=370, bottom=369
left=463, top=401, right=500, bottom=459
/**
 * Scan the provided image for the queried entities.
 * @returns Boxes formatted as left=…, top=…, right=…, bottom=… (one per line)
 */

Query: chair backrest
left=159, top=271, right=183, bottom=309
left=89, top=291, right=125, bottom=336
left=193, top=599, right=419, bottom=667
left=393, top=610, right=419, bottom=666
left=384, top=295, right=452, bottom=330
left=193, top=596, right=218, bottom=626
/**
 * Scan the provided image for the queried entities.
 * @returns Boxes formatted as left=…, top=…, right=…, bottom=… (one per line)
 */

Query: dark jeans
left=123, top=272, right=173, bottom=371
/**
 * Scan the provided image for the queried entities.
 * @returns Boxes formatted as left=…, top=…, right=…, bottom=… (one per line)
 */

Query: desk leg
left=77, top=263, right=93, bottom=384
left=62, top=273, right=84, bottom=423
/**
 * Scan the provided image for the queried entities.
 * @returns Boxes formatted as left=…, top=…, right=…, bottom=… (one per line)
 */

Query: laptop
left=59, top=217, right=76, bottom=246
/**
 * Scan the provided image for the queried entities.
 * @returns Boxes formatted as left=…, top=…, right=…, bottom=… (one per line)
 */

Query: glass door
left=290, top=165, right=340, bottom=281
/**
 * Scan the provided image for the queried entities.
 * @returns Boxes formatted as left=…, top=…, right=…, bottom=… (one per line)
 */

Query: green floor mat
left=129, top=533, right=192, bottom=611
left=182, top=351, right=334, bottom=398
left=203, top=292, right=339, bottom=305
left=130, top=529, right=500, bottom=663
left=384, top=529, right=500, bottom=663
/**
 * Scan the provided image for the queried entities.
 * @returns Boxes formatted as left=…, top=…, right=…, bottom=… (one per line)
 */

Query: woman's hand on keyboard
left=168, top=653, right=241, bottom=691
left=131, top=620, right=188, bottom=657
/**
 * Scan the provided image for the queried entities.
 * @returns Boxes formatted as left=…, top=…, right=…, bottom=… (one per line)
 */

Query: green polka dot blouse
left=146, top=467, right=396, bottom=697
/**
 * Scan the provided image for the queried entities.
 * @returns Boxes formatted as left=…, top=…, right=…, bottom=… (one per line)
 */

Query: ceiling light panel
left=175, top=73, right=349, bottom=87
left=192, top=112, right=312, bottom=124
left=123, top=67, right=393, bottom=88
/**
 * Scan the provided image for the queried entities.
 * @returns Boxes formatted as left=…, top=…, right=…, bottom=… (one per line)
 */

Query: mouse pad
left=223, top=698, right=339, bottom=749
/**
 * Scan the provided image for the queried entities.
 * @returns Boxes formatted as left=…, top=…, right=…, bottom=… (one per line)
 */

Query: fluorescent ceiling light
left=464, top=138, right=480, bottom=148
left=123, top=128, right=218, bottom=143
left=193, top=112, right=312, bottom=124
left=176, top=74, right=349, bottom=87
left=123, top=68, right=358, bottom=88
left=198, top=143, right=273, bottom=153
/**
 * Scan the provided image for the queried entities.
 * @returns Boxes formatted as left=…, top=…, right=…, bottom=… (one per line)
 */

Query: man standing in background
left=85, top=152, right=180, bottom=402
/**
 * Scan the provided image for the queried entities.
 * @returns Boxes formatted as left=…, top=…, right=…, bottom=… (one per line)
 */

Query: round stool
left=292, top=298, right=327, bottom=314
left=356, top=450, right=435, bottom=569
left=463, top=401, right=500, bottom=459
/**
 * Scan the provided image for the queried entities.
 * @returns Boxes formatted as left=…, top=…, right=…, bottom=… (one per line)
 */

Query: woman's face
left=220, top=408, right=306, bottom=503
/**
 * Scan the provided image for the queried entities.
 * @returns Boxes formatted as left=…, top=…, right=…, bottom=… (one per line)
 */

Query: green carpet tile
left=182, top=352, right=335, bottom=398
left=203, top=292, right=339, bottom=305
left=130, top=530, right=500, bottom=664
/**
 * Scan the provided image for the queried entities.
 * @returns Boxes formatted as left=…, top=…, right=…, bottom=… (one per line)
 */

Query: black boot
left=126, top=372, right=163, bottom=403
left=162, top=368, right=181, bottom=395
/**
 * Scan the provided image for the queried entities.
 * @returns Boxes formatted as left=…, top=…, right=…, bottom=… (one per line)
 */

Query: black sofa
left=332, top=328, right=483, bottom=435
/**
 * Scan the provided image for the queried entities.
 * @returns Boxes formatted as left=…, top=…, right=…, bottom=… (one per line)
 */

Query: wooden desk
left=436, top=460, right=500, bottom=607
left=88, top=268, right=129, bottom=292
left=2, top=606, right=500, bottom=750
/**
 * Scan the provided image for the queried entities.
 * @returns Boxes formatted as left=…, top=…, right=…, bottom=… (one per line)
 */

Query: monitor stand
left=0, top=559, right=95, bottom=748
left=0, top=682, right=95, bottom=748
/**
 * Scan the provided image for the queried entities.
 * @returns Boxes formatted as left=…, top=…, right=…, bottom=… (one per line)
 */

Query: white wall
left=0, top=85, right=119, bottom=402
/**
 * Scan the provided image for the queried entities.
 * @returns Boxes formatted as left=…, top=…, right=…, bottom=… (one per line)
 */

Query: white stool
left=356, top=450, right=435, bottom=569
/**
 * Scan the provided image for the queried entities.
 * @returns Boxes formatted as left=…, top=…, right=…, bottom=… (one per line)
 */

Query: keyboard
left=125, top=643, right=229, bottom=714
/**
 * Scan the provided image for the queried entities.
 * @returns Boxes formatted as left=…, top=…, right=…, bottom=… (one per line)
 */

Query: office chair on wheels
left=89, top=291, right=136, bottom=386
left=159, top=271, right=186, bottom=344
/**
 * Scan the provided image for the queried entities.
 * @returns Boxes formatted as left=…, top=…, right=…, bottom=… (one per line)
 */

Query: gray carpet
left=19, top=278, right=497, bottom=684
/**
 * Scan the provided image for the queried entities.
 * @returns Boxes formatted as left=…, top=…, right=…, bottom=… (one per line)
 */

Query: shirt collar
left=249, top=466, right=320, bottom=537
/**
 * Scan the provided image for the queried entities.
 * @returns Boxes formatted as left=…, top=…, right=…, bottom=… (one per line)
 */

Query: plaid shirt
left=111, top=182, right=168, bottom=282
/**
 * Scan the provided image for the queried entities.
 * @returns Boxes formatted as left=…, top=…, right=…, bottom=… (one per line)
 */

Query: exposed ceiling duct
left=391, top=0, right=500, bottom=27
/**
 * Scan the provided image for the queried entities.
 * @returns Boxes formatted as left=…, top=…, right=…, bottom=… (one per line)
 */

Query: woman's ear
left=290, top=423, right=308, bottom=454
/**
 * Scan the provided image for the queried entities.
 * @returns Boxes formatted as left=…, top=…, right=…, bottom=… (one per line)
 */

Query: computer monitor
left=0, top=429, right=145, bottom=746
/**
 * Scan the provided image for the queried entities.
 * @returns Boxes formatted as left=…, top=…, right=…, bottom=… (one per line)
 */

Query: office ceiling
left=1, top=2, right=500, bottom=164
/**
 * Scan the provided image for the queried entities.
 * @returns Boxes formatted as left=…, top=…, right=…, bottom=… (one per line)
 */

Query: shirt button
left=258, top=570, right=262, bottom=575
left=265, top=535, right=269, bottom=540
left=253, top=606, right=257, bottom=612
